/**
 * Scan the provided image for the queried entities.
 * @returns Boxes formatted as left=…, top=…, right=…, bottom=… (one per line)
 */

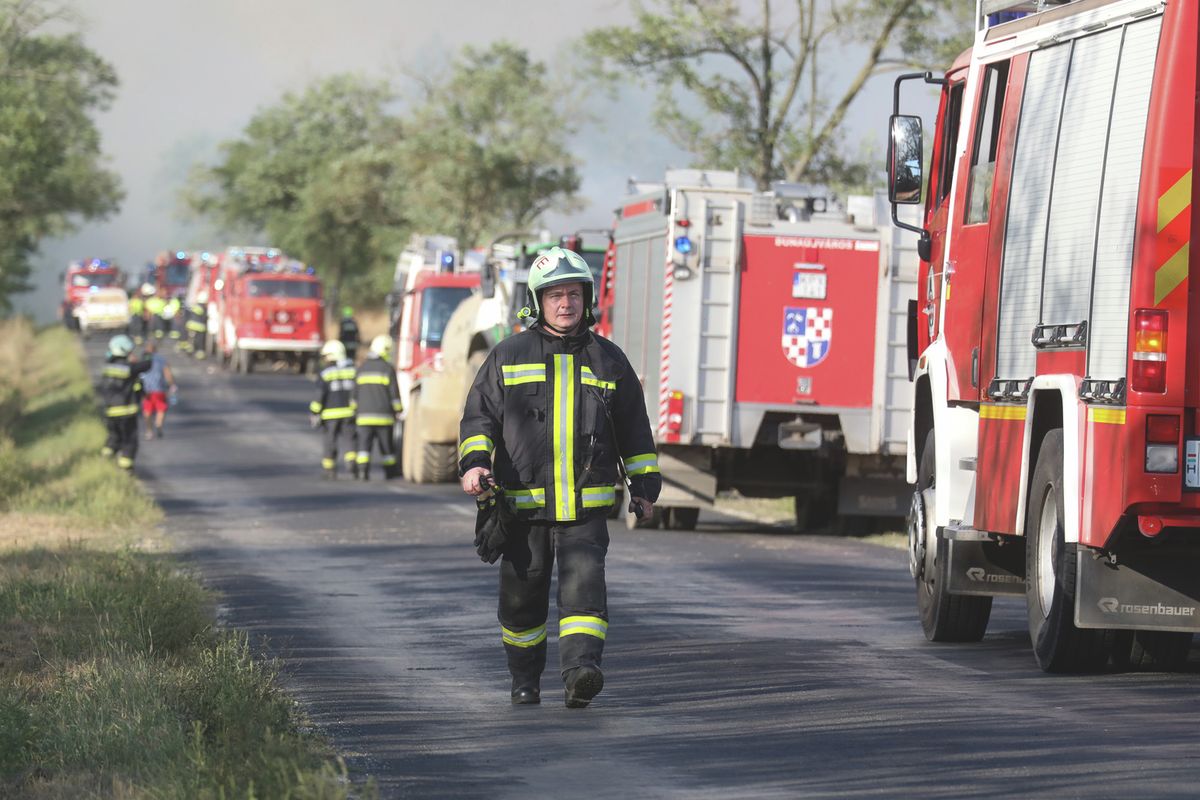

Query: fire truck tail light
left=1146, top=415, right=1179, bottom=444
left=1131, top=309, right=1167, bottom=393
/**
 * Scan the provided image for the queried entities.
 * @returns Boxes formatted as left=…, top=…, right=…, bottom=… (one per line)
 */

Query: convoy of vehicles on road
left=60, top=258, right=125, bottom=331
left=890, top=0, right=1200, bottom=671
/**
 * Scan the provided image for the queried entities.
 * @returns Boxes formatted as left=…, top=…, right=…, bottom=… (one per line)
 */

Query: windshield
left=245, top=279, right=320, bottom=299
left=71, top=272, right=116, bottom=288
left=421, top=286, right=473, bottom=347
left=165, top=263, right=190, bottom=285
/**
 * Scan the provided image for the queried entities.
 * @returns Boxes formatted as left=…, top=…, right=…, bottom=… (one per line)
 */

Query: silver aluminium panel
left=1088, top=17, right=1162, bottom=381
left=1041, top=29, right=1122, bottom=325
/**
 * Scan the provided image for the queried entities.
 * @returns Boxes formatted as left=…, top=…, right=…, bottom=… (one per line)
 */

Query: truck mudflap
left=942, top=536, right=1025, bottom=597
left=1075, top=546, right=1200, bottom=633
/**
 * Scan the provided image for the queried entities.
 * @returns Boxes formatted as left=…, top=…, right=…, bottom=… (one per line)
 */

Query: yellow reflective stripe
left=321, top=407, right=355, bottom=420
left=321, top=458, right=335, bottom=469
left=509, top=488, right=546, bottom=509
left=105, top=405, right=138, bottom=417
left=356, top=414, right=393, bottom=425
left=979, top=404, right=1027, bottom=421
left=343, top=452, right=357, bottom=461
left=356, top=452, right=370, bottom=464
left=356, top=374, right=390, bottom=385
left=581, top=366, right=616, bottom=391
left=625, top=453, right=659, bottom=476
left=186, top=321, right=206, bottom=331
left=1154, top=242, right=1189, bottom=305
left=1158, top=169, right=1192, bottom=232
left=322, top=367, right=356, bottom=381
left=503, top=363, right=547, bottom=386
left=553, top=354, right=576, bottom=521
left=381, top=455, right=396, bottom=466
left=1088, top=407, right=1126, bottom=425
left=117, top=456, right=134, bottom=469
left=460, top=435, right=494, bottom=458
left=582, top=487, right=616, bottom=508
left=103, top=366, right=131, bottom=379
left=392, top=400, right=404, bottom=412
left=559, top=615, right=607, bottom=640
left=502, top=624, right=547, bottom=648
left=309, top=401, right=322, bottom=414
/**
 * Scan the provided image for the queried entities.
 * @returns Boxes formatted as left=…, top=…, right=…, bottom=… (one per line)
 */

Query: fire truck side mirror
left=888, top=114, right=924, bottom=205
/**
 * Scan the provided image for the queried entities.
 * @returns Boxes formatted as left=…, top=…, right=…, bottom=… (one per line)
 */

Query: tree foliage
left=186, top=43, right=581, bottom=306
left=0, top=0, right=123, bottom=311
left=184, top=74, right=404, bottom=307
left=399, top=42, right=581, bottom=249
left=585, top=0, right=971, bottom=190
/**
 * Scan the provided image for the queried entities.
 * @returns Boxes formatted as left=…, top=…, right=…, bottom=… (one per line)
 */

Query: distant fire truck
left=148, top=251, right=193, bottom=298
left=211, top=247, right=324, bottom=374
left=60, top=258, right=123, bottom=331
left=600, top=170, right=918, bottom=531
left=891, top=0, right=1198, bottom=671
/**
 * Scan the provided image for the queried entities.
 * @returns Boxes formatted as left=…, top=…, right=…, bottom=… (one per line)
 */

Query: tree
left=399, top=42, right=582, bottom=249
left=0, top=0, right=123, bottom=311
left=184, top=75, right=405, bottom=311
left=585, top=0, right=971, bottom=190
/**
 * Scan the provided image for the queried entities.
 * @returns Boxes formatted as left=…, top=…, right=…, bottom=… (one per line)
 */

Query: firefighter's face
left=542, top=282, right=584, bottom=332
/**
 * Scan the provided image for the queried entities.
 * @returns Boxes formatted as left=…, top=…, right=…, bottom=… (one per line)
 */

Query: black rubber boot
left=350, top=462, right=359, bottom=479
left=563, top=666, right=604, bottom=709
left=360, top=466, right=370, bottom=481
left=511, top=685, right=541, bottom=705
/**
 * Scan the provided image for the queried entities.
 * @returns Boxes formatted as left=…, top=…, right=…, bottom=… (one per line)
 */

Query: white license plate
left=270, top=325, right=294, bottom=334
left=793, top=272, right=827, bottom=299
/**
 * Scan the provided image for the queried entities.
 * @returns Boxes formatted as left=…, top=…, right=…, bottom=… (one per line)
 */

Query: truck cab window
left=937, top=83, right=964, bottom=206
left=966, top=62, right=1009, bottom=224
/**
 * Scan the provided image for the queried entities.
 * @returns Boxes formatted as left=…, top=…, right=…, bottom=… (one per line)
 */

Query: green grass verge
left=0, top=322, right=366, bottom=799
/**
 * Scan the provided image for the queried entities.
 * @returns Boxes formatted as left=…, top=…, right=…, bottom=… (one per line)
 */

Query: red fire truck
left=600, top=170, right=918, bottom=531
left=890, top=0, right=1198, bottom=671
left=149, top=251, right=192, bottom=299
left=212, top=247, right=324, bottom=374
left=60, top=258, right=123, bottom=330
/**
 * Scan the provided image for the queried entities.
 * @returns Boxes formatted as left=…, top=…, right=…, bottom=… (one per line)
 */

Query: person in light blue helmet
left=100, top=334, right=153, bottom=470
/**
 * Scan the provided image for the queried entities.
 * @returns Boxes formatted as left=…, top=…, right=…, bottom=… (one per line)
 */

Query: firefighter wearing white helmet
left=100, top=334, right=153, bottom=471
left=352, top=334, right=402, bottom=480
left=310, top=339, right=358, bottom=479
left=458, top=246, right=660, bottom=708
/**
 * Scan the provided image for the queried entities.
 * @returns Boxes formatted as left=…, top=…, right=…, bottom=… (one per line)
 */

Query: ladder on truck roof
left=693, top=198, right=741, bottom=445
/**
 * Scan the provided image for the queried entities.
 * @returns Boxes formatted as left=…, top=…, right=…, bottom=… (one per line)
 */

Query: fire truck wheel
left=914, top=429, right=992, bottom=642
left=1110, top=629, right=1192, bottom=672
left=1025, top=429, right=1113, bottom=672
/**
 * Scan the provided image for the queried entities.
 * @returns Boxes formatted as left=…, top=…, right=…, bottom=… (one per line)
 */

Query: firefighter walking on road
left=100, top=334, right=153, bottom=471
left=459, top=247, right=661, bottom=708
left=340, top=307, right=360, bottom=363
left=310, top=340, right=358, bottom=479
left=185, top=294, right=208, bottom=359
left=353, top=335, right=402, bottom=480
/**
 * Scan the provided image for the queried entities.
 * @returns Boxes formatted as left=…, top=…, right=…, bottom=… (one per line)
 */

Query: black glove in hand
left=474, top=490, right=509, bottom=564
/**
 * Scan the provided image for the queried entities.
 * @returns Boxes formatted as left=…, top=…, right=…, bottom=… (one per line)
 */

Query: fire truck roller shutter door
left=996, top=41, right=1071, bottom=382
left=1088, top=18, right=1162, bottom=382
left=1039, top=30, right=1122, bottom=328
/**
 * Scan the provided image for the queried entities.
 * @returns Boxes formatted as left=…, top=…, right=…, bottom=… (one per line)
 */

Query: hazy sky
left=23, top=0, right=933, bottom=319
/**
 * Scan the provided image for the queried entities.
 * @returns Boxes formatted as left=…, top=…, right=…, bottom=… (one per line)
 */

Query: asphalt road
left=87, top=338, right=1200, bottom=799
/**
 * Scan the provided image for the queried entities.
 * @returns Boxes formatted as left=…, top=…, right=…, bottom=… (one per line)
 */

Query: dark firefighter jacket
left=353, top=355, right=402, bottom=426
left=459, top=327, right=661, bottom=523
left=100, top=357, right=152, bottom=418
left=339, top=318, right=360, bottom=348
left=185, top=302, right=207, bottom=333
left=310, top=359, right=356, bottom=421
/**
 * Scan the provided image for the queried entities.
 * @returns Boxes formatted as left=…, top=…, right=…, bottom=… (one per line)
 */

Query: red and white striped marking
left=657, top=250, right=674, bottom=436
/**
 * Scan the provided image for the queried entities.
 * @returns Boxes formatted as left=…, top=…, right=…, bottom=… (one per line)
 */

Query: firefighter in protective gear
left=459, top=246, right=661, bottom=708
left=184, top=294, right=208, bottom=358
left=340, top=306, right=360, bottom=362
left=310, top=340, right=358, bottom=479
left=100, top=334, right=153, bottom=471
left=163, top=296, right=182, bottom=342
left=353, top=335, right=402, bottom=480
left=145, top=288, right=167, bottom=340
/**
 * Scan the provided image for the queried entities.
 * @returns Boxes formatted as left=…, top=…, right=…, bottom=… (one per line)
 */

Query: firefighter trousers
left=356, top=424, right=396, bottom=472
left=103, top=417, right=139, bottom=470
left=498, top=514, right=609, bottom=688
left=321, top=419, right=358, bottom=472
